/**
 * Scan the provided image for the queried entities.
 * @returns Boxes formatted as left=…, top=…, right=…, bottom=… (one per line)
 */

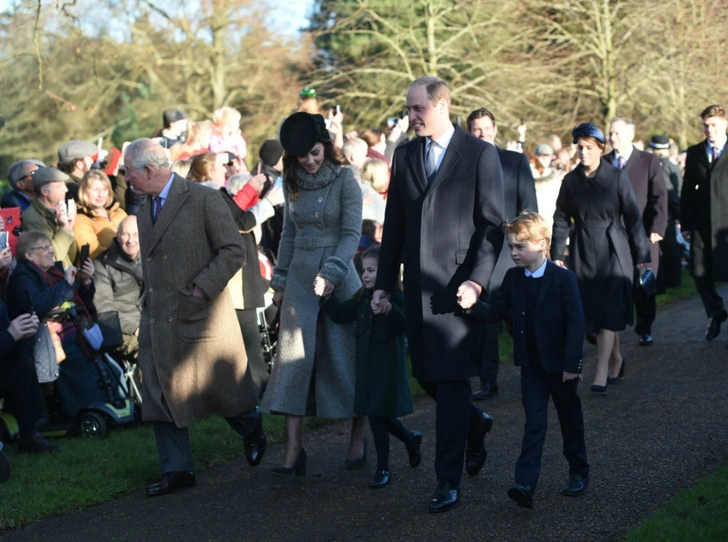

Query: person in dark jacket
left=606, top=117, right=668, bottom=346
left=463, top=212, right=588, bottom=508
left=467, top=107, right=538, bottom=400
left=0, top=299, right=58, bottom=453
left=321, top=246, right=422, bottom=489
left=552, top=123, right=650, bottom=393
left=680, top=104, right=728, bottom=343
left=94, top=216, right=143, bottom=359
left=2, top=160, right=44, bottom=211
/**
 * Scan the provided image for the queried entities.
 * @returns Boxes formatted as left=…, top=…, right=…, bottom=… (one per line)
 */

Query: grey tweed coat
left=261, top=162, right=362, bottom=418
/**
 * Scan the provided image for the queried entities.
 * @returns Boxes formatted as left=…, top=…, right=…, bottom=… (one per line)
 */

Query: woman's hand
left=7, top=313, right=39, bottom=341
left=248, top=173, right=267, bottom=194
left=79, top=258, right=95, bottom=285
left=264, top=184, right=285, bottom=207
left=554, top=260, right=565, bottom=268
left=313, top=276, right=334, bottom=297
left=64, top=266, right=77, bottom=286
left=273, top=290, right=284, bottom=307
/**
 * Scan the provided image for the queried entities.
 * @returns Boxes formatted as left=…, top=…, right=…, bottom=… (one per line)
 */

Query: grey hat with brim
left=32, top=167, right=71, bottom=190
left=280, top=112, right=331, bottom=157
left=58, top=140, right=97, bottom=164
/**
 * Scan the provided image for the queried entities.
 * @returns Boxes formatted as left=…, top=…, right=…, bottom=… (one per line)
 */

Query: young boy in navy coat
left=462, top=211, right=589, bottom=508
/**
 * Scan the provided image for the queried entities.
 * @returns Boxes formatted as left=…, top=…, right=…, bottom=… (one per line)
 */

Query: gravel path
left=3, top=288, right=727, bottom=542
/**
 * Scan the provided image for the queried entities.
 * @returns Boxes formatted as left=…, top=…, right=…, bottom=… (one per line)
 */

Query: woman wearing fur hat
left=261, top=112, right=366, bottom=476
left=551, top=123, right=650, bottom=394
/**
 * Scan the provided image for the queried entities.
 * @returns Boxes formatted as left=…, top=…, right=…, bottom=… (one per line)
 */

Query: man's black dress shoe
left=369, top=469, right=391, bottom=488
left=705, top=314, right=727, bottom=341
left=428, top=482, right=459, bottom=513
left=562, top=473, right=589, bottom=496
left=473, top=382, right=498, bottom=401
left=146, top=471, right=196, bottom=497
left=639, top=334, right=653, bottom=346
left=244, top=409, right=267, bottom=467
left=465, top=412, right=493, bottom=476
left=407, top=431, right=422, bottom=468
left=508, top=483, right=534, bottom=508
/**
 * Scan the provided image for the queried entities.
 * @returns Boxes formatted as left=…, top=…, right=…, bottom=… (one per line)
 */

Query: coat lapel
left=406, top=138, right=428, bottom=193
left=428, top=126, right=463, bottom=192
left=145, top=175, right=190, bottom=255
left=534, top=260, right=556, bottom=310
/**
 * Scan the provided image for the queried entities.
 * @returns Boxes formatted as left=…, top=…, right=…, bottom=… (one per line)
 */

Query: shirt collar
left=428, top=123, right=455, bottom=151
left=616, top=146, right=634, bottom=163
left=156, top=173, right=175, bottom=202
left=710, top=138, right=727, bottom=153
left=524, top=259, right=548, bottom=278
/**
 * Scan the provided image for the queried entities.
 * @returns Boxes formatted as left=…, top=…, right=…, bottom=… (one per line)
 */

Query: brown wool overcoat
left=137, top=175, right=257, bottom=428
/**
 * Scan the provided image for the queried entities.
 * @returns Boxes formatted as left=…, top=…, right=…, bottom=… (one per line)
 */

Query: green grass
left=0, top=270, right=715, bottom=534
left=624, top=460, right=728, bottom=542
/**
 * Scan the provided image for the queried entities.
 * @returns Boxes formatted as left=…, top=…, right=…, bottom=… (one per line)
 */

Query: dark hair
left=411, top=76, right=451, bottom=107
left=700, top=104, right=726, bottom=120
left=282, top=141, right=344, bottom=200
left=360, top=128, right=384, bottom=148
left=466, top=108, right=496, bottom=132
left=359, top=245, right=402, bottom=292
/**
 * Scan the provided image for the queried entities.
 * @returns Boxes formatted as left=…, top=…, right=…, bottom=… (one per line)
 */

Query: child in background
left=319, top=246, right=421, bottom=488
left=461, top=212, right=589, bottom=508
left=209, top=107, right=249, bottom=173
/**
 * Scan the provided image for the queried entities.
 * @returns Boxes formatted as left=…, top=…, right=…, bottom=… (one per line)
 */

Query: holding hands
left=314, top=275, right=334, bottom=297
left=456, top=280, right=482, bottom=310
left=371, top=295, right=391, bottom=316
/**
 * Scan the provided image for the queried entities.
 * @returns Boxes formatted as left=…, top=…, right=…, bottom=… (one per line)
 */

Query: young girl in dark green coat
left=320, top=246, right=421, bottom=488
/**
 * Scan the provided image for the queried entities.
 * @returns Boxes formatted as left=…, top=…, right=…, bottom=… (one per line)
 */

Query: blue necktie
left=152, top=196, right=163, bottom=225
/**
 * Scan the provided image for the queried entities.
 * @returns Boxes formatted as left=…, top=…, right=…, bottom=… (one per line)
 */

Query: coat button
left=315, top=212, right=320, bottom=217
left=150, top=318, right=156, bottom=324
left=167, top=317, right=173, bottom=322
left=148, top=287, right=154, bottom=293
left=163, top=254, right=168, bottom=259
left=147, top=256, right=152, bottom=262
left=521, top=311, right=525, bottom=315
left=520, top=330, right=524, bottom=334
left=317, top=197, right=323, bottom=203
left=167, top=285, right=172, bottom=291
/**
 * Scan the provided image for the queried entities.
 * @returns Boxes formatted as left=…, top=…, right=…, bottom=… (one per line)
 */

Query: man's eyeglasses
left=20, top=169, right=37, bottom=181
left=299, top=87, right=317, bottom=98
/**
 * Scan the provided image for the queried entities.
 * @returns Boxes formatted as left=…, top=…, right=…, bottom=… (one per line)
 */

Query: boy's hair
left=504, top=211, right=551, bottom=250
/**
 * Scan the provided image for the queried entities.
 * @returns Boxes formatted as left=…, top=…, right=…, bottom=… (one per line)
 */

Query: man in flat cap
left=2, top=160, right=45, bottom=211
left=21, top=167, right=77, bottom=267
left=650, top=135, right=684, bottom=288
left=57, top=139, right=98, bottom=201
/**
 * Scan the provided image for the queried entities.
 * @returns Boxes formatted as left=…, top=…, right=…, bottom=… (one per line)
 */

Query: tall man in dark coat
left=606, top=117, right=668, bottom=346
left=680, top=104, right=728, bottom=342
left=373, top=76, right=505, bottom=512
left=467, top=108, right=538, bottom=400
left=123, top=139, right=266, bottom=497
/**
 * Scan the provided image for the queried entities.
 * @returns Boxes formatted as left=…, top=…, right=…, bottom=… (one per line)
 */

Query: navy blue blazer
left=467, top=259, right=584, bottom=374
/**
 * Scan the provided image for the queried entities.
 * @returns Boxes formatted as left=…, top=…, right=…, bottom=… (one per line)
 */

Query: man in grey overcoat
left=124, top=139, right=265, bottom=497
left=374, top=76, right=505, bottom=512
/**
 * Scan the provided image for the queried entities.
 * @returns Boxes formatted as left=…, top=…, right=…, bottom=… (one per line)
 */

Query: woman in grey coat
left=261, top=112, right=366, bottom=476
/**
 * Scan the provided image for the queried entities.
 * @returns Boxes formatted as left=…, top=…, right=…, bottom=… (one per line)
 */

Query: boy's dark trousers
left=515, top=362, right=589, bottom=490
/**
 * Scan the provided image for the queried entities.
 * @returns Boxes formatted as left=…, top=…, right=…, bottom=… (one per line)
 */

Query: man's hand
left=56, top=201, right=72, bottom=229
left=649, top=232, right=663, bottom=243
left=563, top=372, right=581, bottom=383
left=8, top=313, right=40, bottom=341
left=372, top=289, right=388, bottom=311
left=371, top=297, right=391, bottom=316
left=456, top=280, right=482, bottom=310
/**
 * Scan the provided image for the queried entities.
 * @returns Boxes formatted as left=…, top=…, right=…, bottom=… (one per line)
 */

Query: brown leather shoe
left=146, top=471, right=196, bottom=497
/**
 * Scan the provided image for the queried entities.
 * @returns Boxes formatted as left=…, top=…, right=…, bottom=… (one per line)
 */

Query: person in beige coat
left=123, top=139, right=266, bottom=497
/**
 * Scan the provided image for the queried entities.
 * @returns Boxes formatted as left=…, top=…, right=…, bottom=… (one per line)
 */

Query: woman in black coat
left=551, top=123, right=650, bottom=393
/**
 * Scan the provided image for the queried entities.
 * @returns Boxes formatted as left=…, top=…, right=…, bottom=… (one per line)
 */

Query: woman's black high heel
left=607, top=359, right=625, bottom=385
left=345, top=438, right=367, bottom=470
left=271, top=449, right=307, bottom=477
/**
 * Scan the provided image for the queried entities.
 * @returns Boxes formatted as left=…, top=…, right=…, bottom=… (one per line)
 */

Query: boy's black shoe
left=508, top=484, right=534, bottom=508
left=562, top=474, right=589, bottom=496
